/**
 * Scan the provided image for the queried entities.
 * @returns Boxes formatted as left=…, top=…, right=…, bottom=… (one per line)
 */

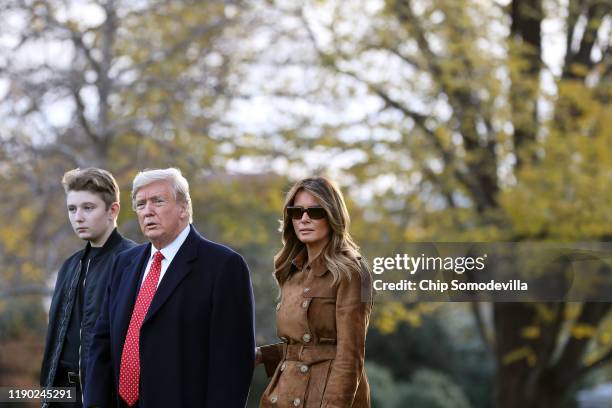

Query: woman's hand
left=255, top=346, right=262, bottom=366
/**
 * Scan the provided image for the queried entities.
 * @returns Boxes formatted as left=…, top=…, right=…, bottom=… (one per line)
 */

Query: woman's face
left=291, top=190, right=330, bottom=248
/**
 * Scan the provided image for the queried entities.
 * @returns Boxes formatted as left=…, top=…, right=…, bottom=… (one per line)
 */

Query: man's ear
left=179, top=202, right=189, bottom=221
left=109, top=202, right=120, bottom=220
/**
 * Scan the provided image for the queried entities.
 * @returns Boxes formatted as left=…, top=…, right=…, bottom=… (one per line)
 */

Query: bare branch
left=114, top=16, right=233, bottom=80
left=71, top=87, right=99, bottom=144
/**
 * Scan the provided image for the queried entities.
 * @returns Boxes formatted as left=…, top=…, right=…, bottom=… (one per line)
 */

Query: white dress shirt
left=140, top=224, right=191, bottom=288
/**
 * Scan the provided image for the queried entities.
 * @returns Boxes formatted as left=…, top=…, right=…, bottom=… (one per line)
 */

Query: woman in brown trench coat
left=256, top=177, right=373, bottom=408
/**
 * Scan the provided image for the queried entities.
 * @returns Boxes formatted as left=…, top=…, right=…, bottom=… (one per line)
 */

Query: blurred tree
left=397, top=369, right=472, bottom=408
left=237, top=0, right=611, bottom=406
left=0, top=0, right=268, bottom=388
left=367, top=316, right=494, bottom=407
left=187, top=172, right=289, bottom=342
left=368, top=362, right=472, bottom=408
left=367, top=361, right=402, bottom=408
left=0, top=0, right=609, bottom=406
left=0, top=0, right=248, bottom=308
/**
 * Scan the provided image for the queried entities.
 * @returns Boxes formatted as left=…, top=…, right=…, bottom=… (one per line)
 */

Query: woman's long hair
left=274, top=176, right=371, bottom=287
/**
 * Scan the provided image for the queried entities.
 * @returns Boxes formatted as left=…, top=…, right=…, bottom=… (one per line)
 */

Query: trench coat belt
left=282, top=343, right=337, bottom=365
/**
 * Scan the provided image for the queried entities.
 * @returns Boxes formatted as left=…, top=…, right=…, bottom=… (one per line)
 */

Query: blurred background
left=0, top=0, right=610, bottom=407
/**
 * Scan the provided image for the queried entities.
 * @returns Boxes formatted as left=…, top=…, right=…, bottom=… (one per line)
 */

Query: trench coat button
left=280, top=362, right=287, bottom=371
left=276, top=303, right=281, bottom=311
left=293, top=398, right=301, bottom=406
left=303, top=287, right=310, bottom=293
left=299, top=364, right=309, bottom=373
left=270, top=395, right=278, bottom=403
left=302, top=333, right=312, bottom=343
left=301, top=300, right=309, bottom=308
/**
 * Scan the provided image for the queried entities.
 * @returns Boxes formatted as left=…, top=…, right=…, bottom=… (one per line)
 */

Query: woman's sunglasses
left=286, top=206, right=327, bottom=220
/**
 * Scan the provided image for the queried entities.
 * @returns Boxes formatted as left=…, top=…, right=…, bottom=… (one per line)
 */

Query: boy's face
left=66, top=190, right=117, bottom=246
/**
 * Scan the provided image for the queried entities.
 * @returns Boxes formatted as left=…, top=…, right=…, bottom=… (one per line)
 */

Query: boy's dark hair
left=62, top=168, right=120, bottom=209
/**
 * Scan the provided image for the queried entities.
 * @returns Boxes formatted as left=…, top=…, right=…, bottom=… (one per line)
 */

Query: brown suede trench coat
left=259, top=250, right=373, bottom=408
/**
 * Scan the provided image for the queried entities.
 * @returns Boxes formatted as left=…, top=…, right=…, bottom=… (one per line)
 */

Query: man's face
left=134, top=180, right=188, bottom=249
left=66, top=190, right=116, bottom=246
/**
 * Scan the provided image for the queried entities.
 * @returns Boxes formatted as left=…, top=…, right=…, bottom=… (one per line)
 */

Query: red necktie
left=119, top=250, right=164, bottom=406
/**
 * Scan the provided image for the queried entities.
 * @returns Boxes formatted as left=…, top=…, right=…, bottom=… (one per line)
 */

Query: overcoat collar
left=118, top=224, right=200, bottom=334
left=143, top=224, right=199, bottom=324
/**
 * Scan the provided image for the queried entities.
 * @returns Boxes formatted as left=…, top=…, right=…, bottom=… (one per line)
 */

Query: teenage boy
left=41, top=168, right=136, bottom=407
